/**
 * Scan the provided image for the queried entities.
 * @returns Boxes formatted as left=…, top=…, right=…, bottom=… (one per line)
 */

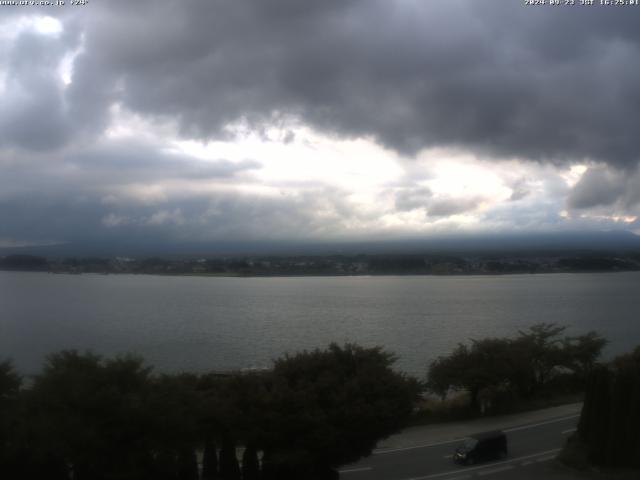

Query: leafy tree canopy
left=427, top=324, right=606, bottom=410
left=261, top=343, right=420, bottom=474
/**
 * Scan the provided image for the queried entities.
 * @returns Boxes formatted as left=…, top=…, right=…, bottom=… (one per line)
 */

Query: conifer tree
left=219, top=438, right=241, bottom=480
left=202, top=440, right=218, bottom=480
left=177, top=448, right=199, bottom=480
left=241, top=444, right=260, bottom=480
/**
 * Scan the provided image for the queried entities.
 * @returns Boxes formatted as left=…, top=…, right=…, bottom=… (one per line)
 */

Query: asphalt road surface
left=339, top=414, right=579, bottom=480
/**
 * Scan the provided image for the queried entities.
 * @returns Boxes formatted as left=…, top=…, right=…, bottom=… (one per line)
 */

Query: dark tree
left=562, top=331, right=608, bottom=381
left=0, top=344, right=420, bottom=479
left=0, top=254, right=48, bottom=271
left=514, top=323, right=568, bottom=395
left=259, top=343, right=420, bottom=477
left=149, top=373, right=202, bottom=452
left=219, top=437, right=241, bottom=480
left=153, top=449, right=179, bottom=480
left=427, top=338, right=520, bottom=411
left=576, top=347, right=640, bottom=468
left=28, top=351, right=155, bottom=480
left=426, top=348, right=463, bottom=401
left=201, top=440, right=218, bottom=480
left=427, top=324, right=607, bottom=413
left=177, top=448, right=199, bottom=480
left=241, top=444, right=260, bottom=480
left=0, top=361, right=21, bottom=475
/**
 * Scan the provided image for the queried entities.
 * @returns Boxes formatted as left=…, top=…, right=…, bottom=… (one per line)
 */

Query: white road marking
left=339, top=466, right=373, bottom=474
left=535, top=455, right=556, bottom=463
left=521, top=460, right=534, bottom=466
left=375, top=438, right=460, bottom=455
left=477, top=465, right=514, bottom=476
left=561, top=428, right=577, bottom=434
left=443, top=454, right=453, bottom=459
left=376, top=414, right=579, bottom=455
left=402, top=448, right=561, bottom=480
left=503, top=414, right=580, bottom=433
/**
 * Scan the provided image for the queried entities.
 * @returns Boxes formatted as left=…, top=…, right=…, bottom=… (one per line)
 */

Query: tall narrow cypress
left=201, top=440, right=218, bottom=480
left=177, top=448, right=198, bottom=480
left=153, top=450, right=179, bottom=480
left=241, top=444, right=260, bottom=480
left=219, top=438, right=240, bottom=480
left=576, top=354, right=640, bottom=468
left=630, top=378, right=640, bottom=468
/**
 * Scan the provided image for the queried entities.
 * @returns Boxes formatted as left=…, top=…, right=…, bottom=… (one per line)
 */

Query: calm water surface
left=1, top=271, right=639, bottom=376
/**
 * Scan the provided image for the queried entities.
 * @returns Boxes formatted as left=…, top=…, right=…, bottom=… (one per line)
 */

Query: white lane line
left=444, top=476, right=471, bottom=480
left=376, top=414, right=579, bottom=455
left=503, top=414, right=580, bottom=433
left=402, top=448, right=561, bottom=480
left=535, top=455, right=556, bottom=463
left=561, top=428, right=577, bottom=435
left=339, top=466, right=373, bottom=474
left=521, top=460, right=534, bottom=466
left=375, top=439, right=460, bottom=455
left=443, top=454, right=453, bottom=459
left=477, top=465, right=514, bottom=476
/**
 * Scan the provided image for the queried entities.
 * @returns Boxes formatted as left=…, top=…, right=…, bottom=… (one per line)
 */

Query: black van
left=453, top=430, right=507, bottom=465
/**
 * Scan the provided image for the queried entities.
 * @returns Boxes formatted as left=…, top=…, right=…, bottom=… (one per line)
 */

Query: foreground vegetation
left=0, top=344, right=419, bottom=480
left=561, top=346, right=640, bottom=470
left=424, top=324, right=606, bottom=417
left=0, top=324, right=619, bottom=479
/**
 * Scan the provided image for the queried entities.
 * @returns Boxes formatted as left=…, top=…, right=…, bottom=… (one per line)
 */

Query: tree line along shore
left=2, top=252, right=640, bottom=276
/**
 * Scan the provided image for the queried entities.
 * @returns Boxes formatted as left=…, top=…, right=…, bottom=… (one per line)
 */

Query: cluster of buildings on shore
left=2, top=252, right=640, bottom=276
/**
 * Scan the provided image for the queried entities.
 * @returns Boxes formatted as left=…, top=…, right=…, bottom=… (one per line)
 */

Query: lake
left=1, top=271, right=639, bottom=377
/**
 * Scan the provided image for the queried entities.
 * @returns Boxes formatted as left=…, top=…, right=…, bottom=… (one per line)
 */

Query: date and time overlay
left=525, top=0, right=640, bottom=6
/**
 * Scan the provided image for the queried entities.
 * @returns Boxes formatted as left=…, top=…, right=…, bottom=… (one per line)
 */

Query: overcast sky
left=2, top=0, right=640, bottom=253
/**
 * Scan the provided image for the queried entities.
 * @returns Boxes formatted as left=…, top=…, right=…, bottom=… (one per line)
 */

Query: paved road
left=339, top=413, right=579, bottom=480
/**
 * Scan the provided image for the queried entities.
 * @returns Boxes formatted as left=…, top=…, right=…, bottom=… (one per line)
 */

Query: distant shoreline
left=2, top=268, right=639, bottom=279
left=2, top=252, right=639, bottom=278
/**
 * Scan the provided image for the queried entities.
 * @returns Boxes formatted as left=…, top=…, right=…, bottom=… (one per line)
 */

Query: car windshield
left=462, top=438, right=478, bottom=450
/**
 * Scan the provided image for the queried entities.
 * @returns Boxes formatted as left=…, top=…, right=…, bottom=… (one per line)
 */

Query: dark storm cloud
left=0, top=185, right=364, bottom=250
left=567, top=165, right=640, bottom=212
left=509, top=179, right=531, bottom=202
left=394, top=187, right=432, bottom=212
left=5, top=1, right=640, bottom=167
left=0, top=138, right=264, bottom=248
left=67, top=143, right=261, bottom=184
left=567, top=167, right=624, bottom=209
left=427, top=197, right=482, bottom=218
left=394, top=186, right=482, bottom=218
left=395, top=187, right=483, bottom=219
left=0, top=138, right=361, bottom=247
left=0, top=27, right=78, bottom=151
left=0, top=141, right=259, bottom=198
left=48, top=0, right=640, bottom=169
